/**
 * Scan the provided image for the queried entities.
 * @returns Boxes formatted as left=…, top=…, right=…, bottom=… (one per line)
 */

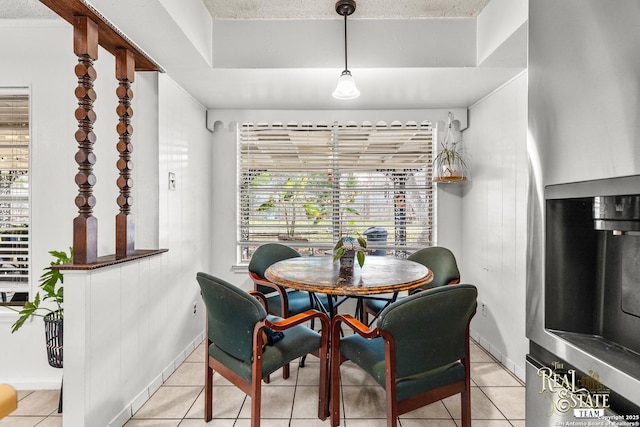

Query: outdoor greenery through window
left=239, top=121, right=435, bottom=262
left=0, top=90, right=30, bottom=305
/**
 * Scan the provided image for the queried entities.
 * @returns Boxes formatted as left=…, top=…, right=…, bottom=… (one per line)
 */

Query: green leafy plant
left=333, top=235, right=367, bottom=268
left=251, top=172, right=363, bottom=240
left=434, top=140, right=467, bottom=173
left=434, top=112, right=468, bottom=181
left=9, top=248, right=72, bottom=333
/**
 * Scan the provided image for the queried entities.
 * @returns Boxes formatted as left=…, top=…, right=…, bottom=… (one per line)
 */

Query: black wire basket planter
left=44, top=310, right=63, bottom=369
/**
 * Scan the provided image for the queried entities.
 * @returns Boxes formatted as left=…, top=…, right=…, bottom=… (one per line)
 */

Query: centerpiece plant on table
left=333, top=235, right=367, bottom=268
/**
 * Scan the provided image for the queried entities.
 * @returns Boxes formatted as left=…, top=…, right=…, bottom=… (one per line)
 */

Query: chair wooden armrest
left=249, top=271, right=287, bottom=294
left=265, top=309, right=329, bottom=332
left=331, top=313, right=381, bottom=340
left=249, top=290, right=268, bottom=311
left=249, top=271, right=291, bottom=314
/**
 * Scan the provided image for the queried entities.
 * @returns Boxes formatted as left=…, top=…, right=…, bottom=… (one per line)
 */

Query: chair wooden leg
left=282, top=363, right=290, bottom=379
left=384, top=334, right=399, bottom=427
left=204, top=360, right=213, bottom=422
left=460, top=388, right=472, bottom=427
left=251, top=378, right=262, bottom=427
left=330, top=362, right=341, bottom=427
left=317, top=346, right=329, bottom=421
left=330, top=324, right=342, bottom=427
left=386, top=392, right=398, bottom=427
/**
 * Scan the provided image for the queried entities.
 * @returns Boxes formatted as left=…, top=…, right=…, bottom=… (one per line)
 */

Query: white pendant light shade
left=333, top=0, right=359, bottom=100
left=332, top=70, right=360, bottom=100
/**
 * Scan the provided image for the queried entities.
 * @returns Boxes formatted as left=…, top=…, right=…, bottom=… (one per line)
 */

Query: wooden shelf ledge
left=54, top=249, right=168, bottom=271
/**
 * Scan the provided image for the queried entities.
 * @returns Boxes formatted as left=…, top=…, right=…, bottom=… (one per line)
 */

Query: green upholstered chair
left=364, top=246, right=461, bottom=323
left=249, top=243, right=330, bottom=318
left=248, top=243, right=331, bottom=375
left=331, top=283, right=477, bottom=427
left=196, top=272, right=329, bottom=426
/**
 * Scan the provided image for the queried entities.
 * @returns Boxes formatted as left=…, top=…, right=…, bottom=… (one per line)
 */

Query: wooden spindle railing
left=115, top=49, right=135, bottom=259
left=72, top=16, right=99, bottom=265
left=40, top=0, right=163, bottom=266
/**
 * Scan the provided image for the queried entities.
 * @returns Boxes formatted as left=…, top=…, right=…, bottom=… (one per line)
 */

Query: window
left=239, top=121, right=434, bottom=261
left=0, top=90, right=29, bottom=305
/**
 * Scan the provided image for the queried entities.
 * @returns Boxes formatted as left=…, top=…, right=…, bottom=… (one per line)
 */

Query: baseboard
left=470, top=328, right=526, bottom=383
left=108, top=331, right=206, bottom=427
left=3, top=379, right=62, bottom=390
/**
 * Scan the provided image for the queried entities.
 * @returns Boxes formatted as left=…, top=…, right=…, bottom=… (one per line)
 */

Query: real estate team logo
left=537, top=361, right=610, bottom=418
left=535, top=361, right=640, bottom=426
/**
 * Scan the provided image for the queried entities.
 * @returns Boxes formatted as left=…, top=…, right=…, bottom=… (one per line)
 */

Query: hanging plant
left=434, top=112, right=469, bottom=182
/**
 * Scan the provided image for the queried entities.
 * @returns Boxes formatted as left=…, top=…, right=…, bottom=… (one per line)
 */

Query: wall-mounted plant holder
left=433, top=112, right=469, bottom=183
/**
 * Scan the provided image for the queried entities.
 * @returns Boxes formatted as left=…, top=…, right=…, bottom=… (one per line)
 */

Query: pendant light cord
left=343, top=14, right=348, bottom=71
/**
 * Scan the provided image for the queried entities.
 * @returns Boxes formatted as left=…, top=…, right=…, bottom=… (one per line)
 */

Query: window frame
left=0, top=88, right=31, bottom=306
left=238, top=121, right=436, bottom=262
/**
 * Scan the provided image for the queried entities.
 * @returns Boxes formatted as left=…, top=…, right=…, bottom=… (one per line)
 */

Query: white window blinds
left=239, top=121, right=434, bottom=260
left=0, top=91, right=30, bottom=300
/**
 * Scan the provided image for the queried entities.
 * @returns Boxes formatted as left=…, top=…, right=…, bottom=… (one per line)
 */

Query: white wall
left=207, top=103, right=531, bottom=383
left=0, top=20, right=164, bottom=389
left=0, top=6, right=530, bottom=408
left=0, top=21, right=212, bottom=427
left=208, top=109, right=468, bottom=289
left=0, top=20, right=85, bottom=388
left=476, top=0, right=528, bottom=66
left=62, top=71, right=212, bottom=426
left=462, top=72, right=528, bottom=381
left=210, top=18, right=476, bottom=69
left=132, top=72, right=161, bottom=249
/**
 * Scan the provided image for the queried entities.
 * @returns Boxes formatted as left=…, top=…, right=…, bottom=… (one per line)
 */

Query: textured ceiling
left=0, top=0, right=56, bottom=18
left=1, top=0, right=492, bottom=20
left=202, top=0, right=492, bottom=19
left=1, top=0, right=523, bottom=110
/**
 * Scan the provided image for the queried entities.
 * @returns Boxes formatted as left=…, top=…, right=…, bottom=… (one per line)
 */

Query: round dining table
left=265, top=255, right=433, bottom=322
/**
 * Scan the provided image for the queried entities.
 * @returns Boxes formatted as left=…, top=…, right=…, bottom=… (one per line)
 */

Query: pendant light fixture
left=332, top=0, right=360, bottom=100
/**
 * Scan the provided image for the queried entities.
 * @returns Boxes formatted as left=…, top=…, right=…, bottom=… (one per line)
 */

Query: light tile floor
left=1, top=339, right=525, bottom=427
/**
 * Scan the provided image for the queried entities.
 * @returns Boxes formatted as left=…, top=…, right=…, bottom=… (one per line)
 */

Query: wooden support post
left=115, top=49, right=135, bottom=259
left=72, top=16, right=99, bottom=264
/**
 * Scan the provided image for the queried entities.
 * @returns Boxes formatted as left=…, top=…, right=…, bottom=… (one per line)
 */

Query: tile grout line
left=14, top=337, right=525, bottom=426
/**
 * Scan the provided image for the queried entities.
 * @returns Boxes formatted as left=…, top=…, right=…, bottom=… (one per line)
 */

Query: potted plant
left=333, top=235, right=367, bottom=269
left=434, top=141, right=468, bottom=181
left=433, top=112, right=468, bottom=182
left=9, top=248, right=72, bottom=369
